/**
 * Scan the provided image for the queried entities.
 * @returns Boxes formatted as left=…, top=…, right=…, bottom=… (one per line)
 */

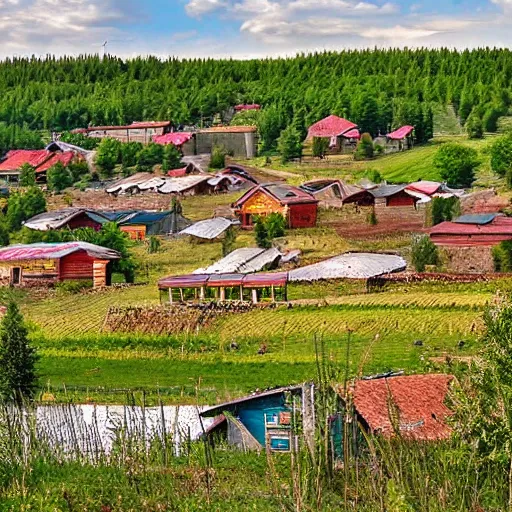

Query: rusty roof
left=351, top=374, right=454, bottom=440
left=430, top=215, right=512, bottom=236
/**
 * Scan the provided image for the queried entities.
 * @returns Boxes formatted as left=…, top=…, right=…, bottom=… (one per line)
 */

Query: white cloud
left=185, top=0, right=227, bottom=17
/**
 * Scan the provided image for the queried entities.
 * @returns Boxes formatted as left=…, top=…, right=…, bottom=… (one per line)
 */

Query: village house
left=373, top=125, right=415, bottom=154
left=369, top=184, right=418, bottom=207
left=233, top=183, right=318, bottom=229
left=23, top=208, right=109, bottom=232
left=0, top=149, right=82, bottom=183
left=116, top=210, right=191, bottom=240
left=234, top=104, right=261, bottom=112
left=0, top=242, right=120, bottom=288
left=200, top=384, right=315, bottom=453
left=334, top=373, right=454, bottom=453
left=300, top=179, right=375, bottom=207
left=307, top=115, right=360, bottom=154
left=72, top=121, right=173, bottom=144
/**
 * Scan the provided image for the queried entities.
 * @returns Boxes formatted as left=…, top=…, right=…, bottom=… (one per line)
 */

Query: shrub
left=120, top=141, right=143, bottom=169
left=367, top=208, right=377, bottom=225
left=433, top=142, right=480, bottom=187
left=136, top=143, right=163, bottom=172
left=431, top=196, right=460, bottom=226
left=222, top=225, right=237, bottom=257
left=147, top=236, right=161, bottom=254
left=492, top=240, right=512, bottom=272
left=210, top=145, right=228, bottom=169
left=277, top=125, right=302, bottom=164
left=0, top=302, right=38, bottom=403
left=490, top=133, right=512, bottom=178
left=59, top=132, right=99, bottom=150
left=362, top=169, right=382, bottom=184
left=55, top=280, right=93, bottom=294
left=47, top=162, right=73, bottom=193
left=466, top=113, right=484, bottom=139
left=95, top=137, right=122, bottom=175
left=411, top=234, right=439, bottom=272
left=254, top=213, right=286, bottom=248
left=312, top=137, right=329, bottom=159
left=19, top=164, right=36, bottom=186
left=7, top=187, right=46, bottom=232
left=68, top=160, right=89, bottom=183
left=355, top=133, right=374, bottom=160
left=162, top=144, right=182, bottom=171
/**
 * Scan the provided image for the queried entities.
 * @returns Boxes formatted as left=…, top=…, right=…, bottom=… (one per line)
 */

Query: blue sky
left=1, top=0, right=511, bottom=59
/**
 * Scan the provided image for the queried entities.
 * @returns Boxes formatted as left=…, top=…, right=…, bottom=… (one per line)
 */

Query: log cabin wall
left=92, top=259, right=109, bottom=288
left=238, top=190, right=285, bottom=227
left=59, top=251, right=95, bottom=281
left=0, top=259, right=59, bottom=286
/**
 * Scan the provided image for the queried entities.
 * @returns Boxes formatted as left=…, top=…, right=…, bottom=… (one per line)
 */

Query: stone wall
left=46, top=190, right=172, bottom=211
left=439, top=245, right=494, bottom=274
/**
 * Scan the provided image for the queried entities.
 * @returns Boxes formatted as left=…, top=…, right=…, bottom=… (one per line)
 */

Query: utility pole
left=101, top=41, right=108, bottom=60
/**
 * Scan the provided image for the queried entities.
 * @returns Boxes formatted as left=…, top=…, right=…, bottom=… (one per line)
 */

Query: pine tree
left=277, top=125, right=302, bottom=164
left=0, top=302, right=38, bottom=403
left=19, top=164, right=36, bottom=186
left=162, top=144, right=182, bottom=171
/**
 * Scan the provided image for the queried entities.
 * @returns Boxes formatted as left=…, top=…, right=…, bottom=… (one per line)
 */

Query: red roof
left=234, top=104, right=261, bottom=111
left=234, top=183, right=318, bottom=208
left=199, top=126, right=257, bottom=134
left=35, top=152, right=77, bottom=173
left=343, top=128, right=361, bottom=139
left=167, top=167, right=188, bottom=177
left=79, top=121, right=171, bottom=132
left=153, top=132, right=193, bottom=146
left=431, top=216, right=512, bottom=237
left=158, top=272, right=289, bottom=290
left=406, top=181, right=441, bottom=196
left=243, top=272, right=287, bottom=288
left=0, top=150, right=52, bottom=172
left=387, top=125, right=414, bottom=140
left=353, top=374, right=453, bottom=440
left=0, top=242, right=120, bottom=262
left=307, top=115, right=358, bottom=139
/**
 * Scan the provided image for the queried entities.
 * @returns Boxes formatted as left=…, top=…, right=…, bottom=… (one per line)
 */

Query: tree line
left=1, top=49, right=512, bottom=149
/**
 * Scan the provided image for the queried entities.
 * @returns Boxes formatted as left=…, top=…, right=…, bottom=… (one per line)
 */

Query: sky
left=1, top=0, right=511, bottom=60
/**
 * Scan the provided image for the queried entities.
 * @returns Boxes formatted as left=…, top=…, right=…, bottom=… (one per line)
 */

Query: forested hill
left=1, top=48, right=511, bottom=141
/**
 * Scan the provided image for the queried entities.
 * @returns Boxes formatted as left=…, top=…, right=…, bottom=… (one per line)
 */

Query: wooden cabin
left=233, top=183, right=318, bottom=229
left=370, top=184, right=418, bottom=207
left=24, top=208, right=108, bottom=232
left=0, top=242, right=120, bottom=288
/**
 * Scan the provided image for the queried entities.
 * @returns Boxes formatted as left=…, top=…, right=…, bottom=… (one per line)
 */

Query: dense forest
left=1, top=48, right=512, bottom=150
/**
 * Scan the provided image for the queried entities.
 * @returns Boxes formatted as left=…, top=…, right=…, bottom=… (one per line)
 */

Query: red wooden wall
left=59, top=251, right=94, bottom=280
left=288, top=203, right=318, bottom=228
left=387, top=193, right=416, bottom=207
left=66, top=213, right=103, bottom=231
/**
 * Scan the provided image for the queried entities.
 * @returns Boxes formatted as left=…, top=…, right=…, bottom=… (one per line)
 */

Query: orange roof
left=0, top=150, right=52, bottom=172
left=352, top=374, right=454, bottom=440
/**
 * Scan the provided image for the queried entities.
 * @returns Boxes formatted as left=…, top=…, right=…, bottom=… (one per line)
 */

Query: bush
left=254, top=213, right=286, bottom=248
left=68, top=160, right=89, bottom=183
left=136, top=143, right=163, bottom=172
left=355, top=133, right=374, bottom=160
left=19, top=164, right=36, bottom=186
left=430, top=196, right=460, bottom=226
left=411, top=234, right=439, bottom=272
left=147, top=236, right=161, bottom=254
left=96, top=137, right=122, bottom=176
left=362, top=169, right=382, bottom=184
left=120, top=141, right=143, bottom=169
left=490, top=133, right=512, bottom=178
left=55, top=280, right=93, bottom=294
left=210, top=145, right=228, bottom=169
left=47, top=162, right=73, bottom=193
left=433, top=142, right=480, bottom=187
left=277, top=125, right=302, bottom=164
left=366, top=208, right=377, bottom=225
left=492, top=240, right=512, bottom=272
left=6, top=187, right=46, bottom=232
left=312, top=137, right=329, bottom=159
left=162, top=144, right=182, bottom=171
left=466, top=113, right=484, bottom=139
left=222, top=225, right=237, bottom=257
left=59, top=132, right=99, bottom=150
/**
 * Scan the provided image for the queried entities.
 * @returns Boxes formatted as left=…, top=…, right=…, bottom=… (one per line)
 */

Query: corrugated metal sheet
left=194, top=248, right=264, bottom=274
left=0, top=150, right=52, bottom=172
left=430, top=216, right=512, bottom=235
left=288, top=253, right=406, bottom=281
left=370, top=184, right=409, bottom=199
left=343, top=128, right=361, bottom=139
left=453, top=214, right=497, bottom=225
left=180, top=217, right=235, bottom=240
left=158, top=176, right=211, bottom=194
left=153, top=132, right=193, bottom=146
left=36, top=152, right=77, bottom=173
left=387, top=125, right=414, bottom=140
left=352, top=374, right=453, bottom=440
left=238, top=248, right=282, bottom=273
left=307, top=115, right=358, bottom=139
left=406, top=181, right=441, bottom=196
left=0, top=242, right=120, bottom=262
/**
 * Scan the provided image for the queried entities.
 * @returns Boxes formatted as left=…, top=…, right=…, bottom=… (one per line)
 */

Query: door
left=11, top=267, right=21, bottom=285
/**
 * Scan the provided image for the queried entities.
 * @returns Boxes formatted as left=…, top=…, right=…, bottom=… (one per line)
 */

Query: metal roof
left=453, top=214, right=497, bottom=225
left=200, top=385, right=304, bottom=418
left=0, top=242, right=120, bottom=262
left=288, top=253, right=406, bottom=281
left=369, top=184, right=409, bottom=199
left=0, top=150, right=52, bottom=172
left=180, top=217, right=235, bottom=240
left=234, top=183, right=317, bottom=208
left=405, top=181, right=441, bottom=196
left=307, top=115, right=358, bottom=139
left=153, top=132, right=193, bottom=146
left=24, top=208, right=109, bottom=231
left=194, top=248, right=264, bottom=274
left=387, top=125, right=415, bottom=140
left=157, top=175, right=211, bottom=194
left=118, top=210, right=173, bottom=226
left=36, top=152, right=77, bottom=173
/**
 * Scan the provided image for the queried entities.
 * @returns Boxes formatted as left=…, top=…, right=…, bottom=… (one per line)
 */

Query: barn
left=385, top=125, right=415, bottom=153
left=370, top=184, right=418, bottom=207
left=233, top=183, right=318, bottom=229
left=0, top=242, right=120, bottom=288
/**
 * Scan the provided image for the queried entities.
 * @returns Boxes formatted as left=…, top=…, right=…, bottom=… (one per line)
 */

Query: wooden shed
left=0, top=242, right=120, bottom=288
left=233, top=183, right=318, bottom=229
left=370, top=184, right=418, bottom=207
left=306, top=115, right=360, bottom=154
